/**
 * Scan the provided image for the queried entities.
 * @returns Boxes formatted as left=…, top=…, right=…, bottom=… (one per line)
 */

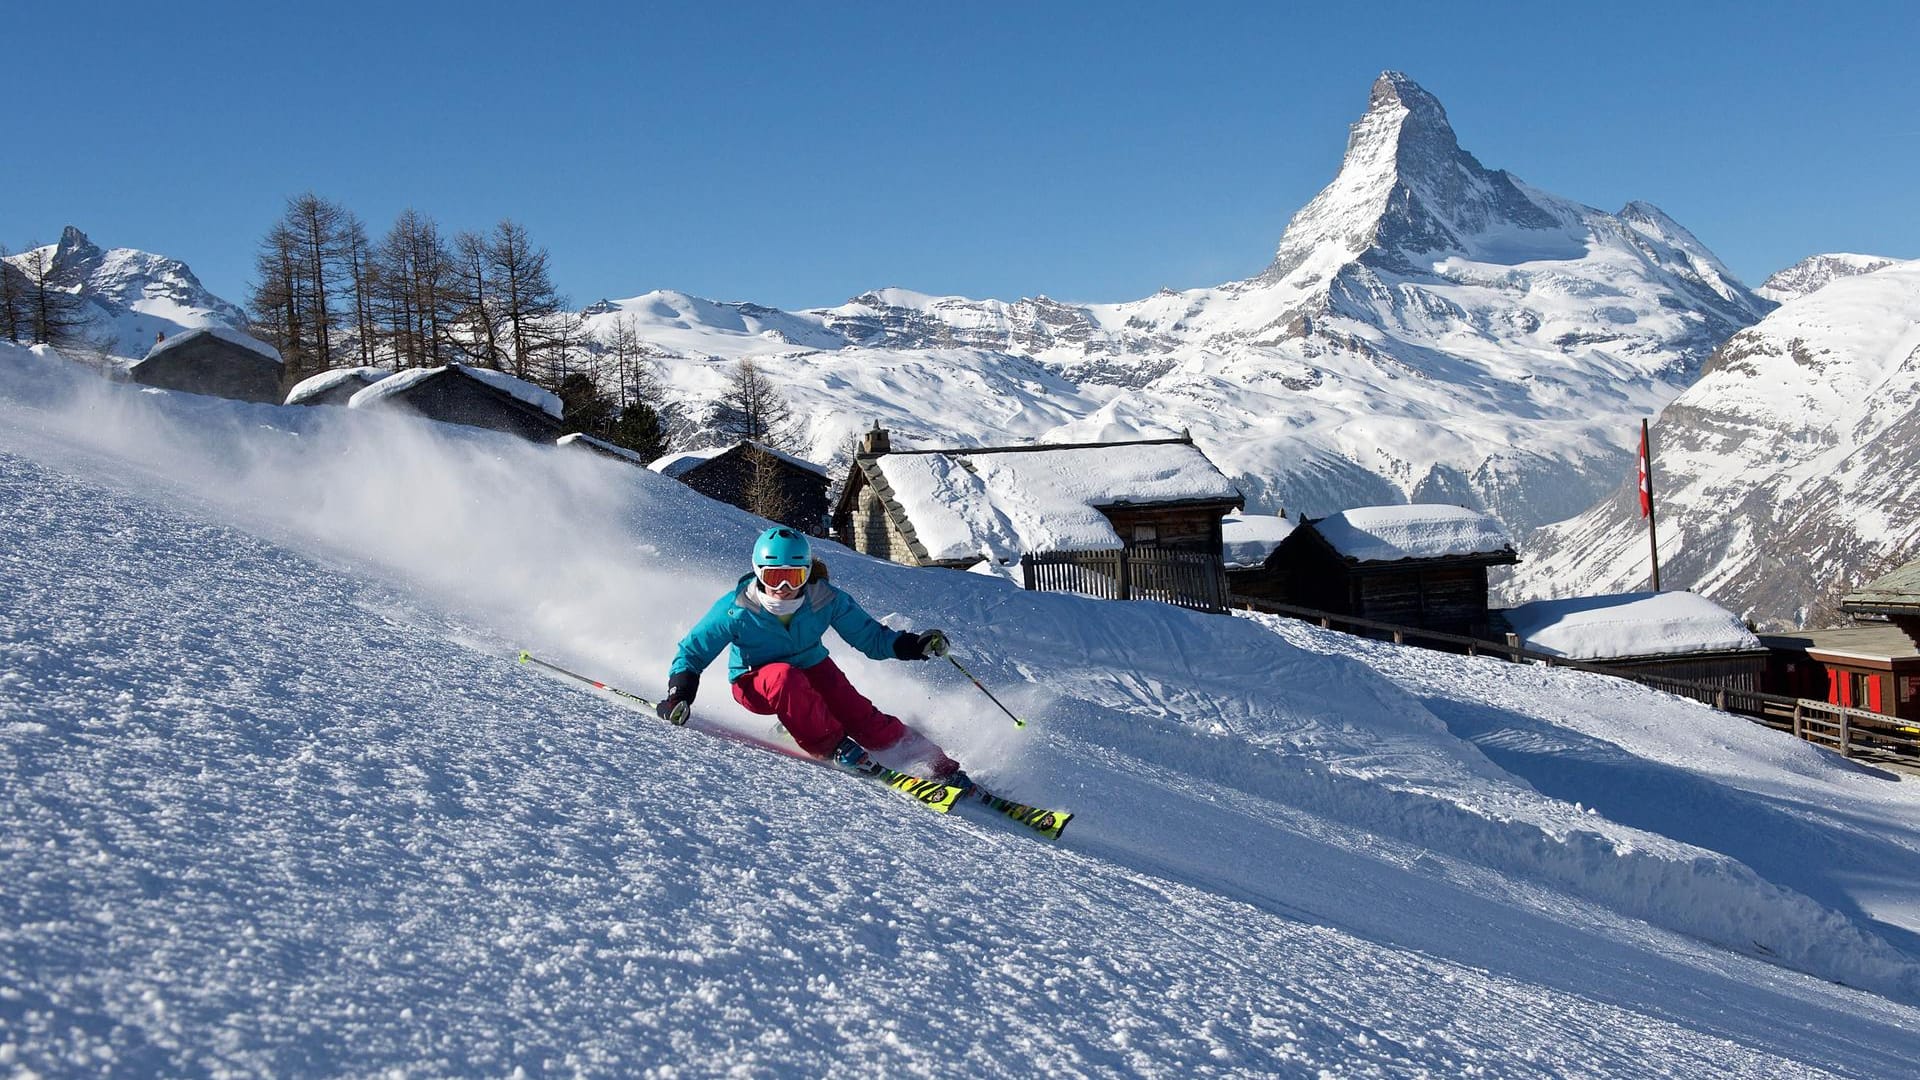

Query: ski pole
left=946, top=653, right=1027, bottom=729
left=518, top=650, right=660, bottom=711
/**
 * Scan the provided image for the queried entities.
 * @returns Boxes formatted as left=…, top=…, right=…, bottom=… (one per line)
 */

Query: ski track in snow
left=3, top=349, right=1920, bottom=1077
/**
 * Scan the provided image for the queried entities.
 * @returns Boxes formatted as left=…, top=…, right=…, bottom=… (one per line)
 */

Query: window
left=1132, top=525, right=1158, bottom=544
left=1848, top=672, right=1884, bottom=713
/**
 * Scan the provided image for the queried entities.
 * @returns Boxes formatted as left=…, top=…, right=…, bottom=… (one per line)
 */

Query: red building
left=1760, top=624, right=1920, bottom=722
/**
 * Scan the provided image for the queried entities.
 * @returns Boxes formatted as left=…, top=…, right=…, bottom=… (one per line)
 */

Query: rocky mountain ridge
left=1757, top=252, right=1900, bottom=303
left=4, top=226, right=246, bottom=360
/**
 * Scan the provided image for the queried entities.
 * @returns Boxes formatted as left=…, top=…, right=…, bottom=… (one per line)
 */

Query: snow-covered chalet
left=346, top=364, right=566, bottom=442
left=650, top=441, right=831, bottom=536
left=832, top=426, right=1243, bottom=611
left=1232, top=505, right=1518, bottom=640
left=128, top=327, right=285, bottom=405
left=1499, top=591, right=1768, bottom=694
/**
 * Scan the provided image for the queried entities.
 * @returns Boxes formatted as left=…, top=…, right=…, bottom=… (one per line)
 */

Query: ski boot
left=928, top=752, right=976, bottom=794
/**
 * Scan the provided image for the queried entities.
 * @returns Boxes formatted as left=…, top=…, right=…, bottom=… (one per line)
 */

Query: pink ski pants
left=731, top=658, right=909, bottom=758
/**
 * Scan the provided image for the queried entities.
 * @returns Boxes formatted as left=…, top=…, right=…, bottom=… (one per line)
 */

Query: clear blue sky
left=6, top=1, right=1916, bottom=312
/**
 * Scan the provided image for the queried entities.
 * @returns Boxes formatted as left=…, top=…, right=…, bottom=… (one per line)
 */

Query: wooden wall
left=1354, top=566, right=1492, bottom=637
left=381, top=373, right=566, bottom=441
left=1600, top=653, right=1769, bottom=695
left=681, top=448, right=829, bottom=535
left=1101, top=505, right=1225, bottom=552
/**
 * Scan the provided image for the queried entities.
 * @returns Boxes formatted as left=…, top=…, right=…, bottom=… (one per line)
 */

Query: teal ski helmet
left=752, top=526, right=812, bottom=570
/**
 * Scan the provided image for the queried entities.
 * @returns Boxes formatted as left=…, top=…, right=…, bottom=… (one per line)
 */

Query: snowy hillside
left=5, top=345, right=1920, bottom=1076
left=1758, top=252, right=1901, bottom=303
left=1508, top=259, right=1920, bottom=629
left=3, top=226, right=248, bottom=362
left=580, top=72, right=1770, bottom=531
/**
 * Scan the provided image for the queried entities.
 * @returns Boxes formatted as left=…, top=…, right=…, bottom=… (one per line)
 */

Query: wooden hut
left=128, top=326, right=285, bottom=404
left=1760, top=624, right=1920, bottom=723
left=832, top=426, right=1242, bottom=610
left=1499, top=591, right=1769, bottom=691
left=650, top=441, right=831, bottom=535
left=347, top=363, right=566, bottom=441
left=1238, top=505, right=1517, bottom=638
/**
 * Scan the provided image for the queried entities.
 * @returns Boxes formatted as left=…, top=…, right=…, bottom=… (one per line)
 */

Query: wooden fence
left=1022, top=546, right=1230, bottom=613
left=1235, top=596, right=1920, bottom=765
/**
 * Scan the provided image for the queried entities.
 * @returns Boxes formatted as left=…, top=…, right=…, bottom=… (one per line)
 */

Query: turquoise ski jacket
left=669, top=563, right=907, bottom=685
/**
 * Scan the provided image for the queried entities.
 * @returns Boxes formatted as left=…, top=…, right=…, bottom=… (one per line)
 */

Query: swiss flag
left=1637, top=427, right=1653, bottom=518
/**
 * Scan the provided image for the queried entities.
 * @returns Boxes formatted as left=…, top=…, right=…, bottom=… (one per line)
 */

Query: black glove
left=658, top=671, right=698, bottom=726
left=893, top=628, right=949, bottom=661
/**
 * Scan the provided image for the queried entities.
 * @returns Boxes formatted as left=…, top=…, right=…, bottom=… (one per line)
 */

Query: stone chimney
left=860, top=423, right=891, bottom=456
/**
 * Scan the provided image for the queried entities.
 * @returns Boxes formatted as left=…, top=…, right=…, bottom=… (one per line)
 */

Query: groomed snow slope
left=4, top=347, right=1920, bottom=1077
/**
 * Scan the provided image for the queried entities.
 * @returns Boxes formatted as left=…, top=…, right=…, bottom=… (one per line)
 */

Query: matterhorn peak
left=1259, top=72, right=1558, bottom=287
left=1358, top=70, right=1460, bottom=166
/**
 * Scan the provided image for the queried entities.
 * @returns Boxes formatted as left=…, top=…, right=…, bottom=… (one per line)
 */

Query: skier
left=659, top=526, right=969, bottom=784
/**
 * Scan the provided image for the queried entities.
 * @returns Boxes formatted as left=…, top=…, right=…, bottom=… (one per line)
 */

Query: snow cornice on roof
left=650, top=441, right=830, bottom=479
left=1305, top=505, right=1517, bottom=566
left=860, top=434, right=1201, bottom=460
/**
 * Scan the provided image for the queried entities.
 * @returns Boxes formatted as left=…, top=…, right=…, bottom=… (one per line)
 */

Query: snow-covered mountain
left=1758, top=252, right=1901, bottom=303
left=583, top=72, right=1771, bottom=531
left=1506, top=258, right=1920, bottom=629
left=7, top=343, right=1920, bottom=1075
left=3, top=226, right=247, bottom=360
left=12, top=75, right=1769, bottom=536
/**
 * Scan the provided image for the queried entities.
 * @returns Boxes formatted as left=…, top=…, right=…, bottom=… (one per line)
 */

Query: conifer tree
left=445, top=230, right=504, bottom=369
left=485, top=220, right=567, bottom=381
left=248, top=193, right=355, bottom=380
left=0, top=245, right=27, bottom=344
left=372, top=209, right=452, bottom=369
left=714, top=357, right=797, bottom=451
left=17, top=243, right=89, bottom=349
left=605, top=400, right=667, bottom=462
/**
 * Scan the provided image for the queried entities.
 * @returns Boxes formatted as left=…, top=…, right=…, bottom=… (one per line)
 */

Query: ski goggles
left=756, top=564, right=810, bottom=591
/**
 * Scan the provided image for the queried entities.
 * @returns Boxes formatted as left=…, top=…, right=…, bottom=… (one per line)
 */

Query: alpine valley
left=24, top=72, right=1918, bottom=629
left=1507, top=256, right=1920, bottom=629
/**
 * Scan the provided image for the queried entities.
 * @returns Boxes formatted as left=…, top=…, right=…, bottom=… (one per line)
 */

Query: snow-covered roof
left=347, top=364, right=564, bottom=420
left=557, top=432, right=649, bottom=466
left=1503, top=592, right=1763, bottom=661
left=1311, top=505, right=1515, bottom=563
left=872, top=441, right=1241, bottom=563
left=283, top=366, right=390, bottom=405
left=139, top=325, right=283, bottom=364
left=648, top=441, right=830, bottom=480
left=1222, top=513, right=1297, bottom=569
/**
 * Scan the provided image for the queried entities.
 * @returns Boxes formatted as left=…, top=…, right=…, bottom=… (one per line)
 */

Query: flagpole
left=1641, top=418, right=1662, bottom=592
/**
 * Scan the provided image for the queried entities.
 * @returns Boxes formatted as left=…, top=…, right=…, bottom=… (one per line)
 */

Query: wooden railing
left=1023, top=546, right=1230, bottom=613
left=1234, top=595, right=1920, bottom=764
